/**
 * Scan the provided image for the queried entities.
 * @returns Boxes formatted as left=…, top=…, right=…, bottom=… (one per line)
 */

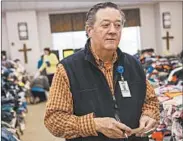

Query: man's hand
left=94, top=117, right=132, bottom=139
left=136, top=115, right=158, bottom=137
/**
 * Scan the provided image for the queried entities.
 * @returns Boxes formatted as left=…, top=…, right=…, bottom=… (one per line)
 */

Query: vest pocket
left=73, top=88, right=99, bottom=116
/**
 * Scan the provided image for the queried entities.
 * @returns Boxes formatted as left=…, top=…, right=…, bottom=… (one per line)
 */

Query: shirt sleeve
left=44, top=64, right=98, bottom=139
left=141, top=80, right=160, bottom=121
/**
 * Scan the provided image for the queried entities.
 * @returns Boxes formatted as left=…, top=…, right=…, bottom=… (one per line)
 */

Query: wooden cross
left=162, top=31, right=174, bottom=51
left=18, top=43, right=32, bottom=64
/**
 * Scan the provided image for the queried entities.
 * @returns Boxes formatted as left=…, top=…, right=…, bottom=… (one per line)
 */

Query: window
left=119, top=26, right=141, bottom=55
left=52, top=31, right=87, bottom=60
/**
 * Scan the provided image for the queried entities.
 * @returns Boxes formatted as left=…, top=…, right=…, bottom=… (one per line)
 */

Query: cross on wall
left=162, top=31, right=174, bottom=51
left=18, top=43, right=32, bottom=64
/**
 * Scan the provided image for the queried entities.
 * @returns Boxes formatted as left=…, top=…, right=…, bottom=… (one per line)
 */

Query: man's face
left=87, top=7, right=122, bottom=51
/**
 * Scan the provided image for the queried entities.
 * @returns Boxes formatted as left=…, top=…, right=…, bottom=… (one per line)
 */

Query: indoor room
left=1, top=1, right=183, bottom=141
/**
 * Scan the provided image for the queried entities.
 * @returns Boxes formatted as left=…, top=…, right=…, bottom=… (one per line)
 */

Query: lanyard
left=117, top=66, right=124, bottom=81
left=114, top=66, right=129, bottom=139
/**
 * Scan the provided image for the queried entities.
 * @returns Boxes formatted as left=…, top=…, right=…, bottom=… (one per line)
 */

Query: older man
left=44, top=2, right=160, bottom=141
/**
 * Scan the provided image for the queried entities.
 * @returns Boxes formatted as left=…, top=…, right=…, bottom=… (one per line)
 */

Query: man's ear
left=85, top=25, right=93, bottom=38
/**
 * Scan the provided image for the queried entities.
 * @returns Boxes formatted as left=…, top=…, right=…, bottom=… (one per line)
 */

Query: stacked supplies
left=134, top=49, right=183, bottom=141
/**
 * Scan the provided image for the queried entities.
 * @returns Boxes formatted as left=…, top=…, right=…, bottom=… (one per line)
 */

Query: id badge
left=119, top=81, right=131, bottom=97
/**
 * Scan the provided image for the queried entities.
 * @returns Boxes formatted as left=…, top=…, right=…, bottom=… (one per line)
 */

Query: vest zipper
left=88, top=60, right=121, bottom=121
left=113, top=68, right=125, bottom=125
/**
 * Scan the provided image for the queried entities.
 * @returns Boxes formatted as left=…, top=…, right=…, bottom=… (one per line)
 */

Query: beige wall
left=6, top=11, right=40, bottom=73
left=160, top=2, right=182, bottom=55
left=140, top=4, right=157, bottom=51
left=2, top=13, right=10, bottom=58
left=37, top=12, right=52, bottom=51
left=154, top=3, right=162, bottom=55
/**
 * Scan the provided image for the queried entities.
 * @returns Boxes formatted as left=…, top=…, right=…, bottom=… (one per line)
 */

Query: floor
left=21, top=102, right=65, bottom=141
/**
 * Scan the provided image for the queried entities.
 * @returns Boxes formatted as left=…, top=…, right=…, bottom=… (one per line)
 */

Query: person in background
left=37, top=55, right=44, bottom=69
left=37, top=55, right=47, bottom=76
left=39, top=48, right=59, bottom=86
left=44, top=2, right=160, bottom=141
left=30, top=73, right=50, bottom=103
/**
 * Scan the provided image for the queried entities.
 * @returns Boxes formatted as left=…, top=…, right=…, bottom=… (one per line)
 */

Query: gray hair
left=85, top=2, right=126, bottom=37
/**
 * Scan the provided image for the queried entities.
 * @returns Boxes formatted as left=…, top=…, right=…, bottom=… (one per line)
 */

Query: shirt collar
left=90, top=45, right=118, bottom=69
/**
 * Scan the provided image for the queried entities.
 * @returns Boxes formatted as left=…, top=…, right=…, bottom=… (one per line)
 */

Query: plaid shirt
left=44, top=47, right=160, bottom=139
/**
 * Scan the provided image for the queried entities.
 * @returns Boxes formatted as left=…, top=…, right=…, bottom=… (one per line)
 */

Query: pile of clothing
left=1, top=57, right=31, bottom=141
left=155, top=85, right=183, bottom=140
left=135, top=49, right=183, bottom=141
left=135, top=49, right=182, bottom=86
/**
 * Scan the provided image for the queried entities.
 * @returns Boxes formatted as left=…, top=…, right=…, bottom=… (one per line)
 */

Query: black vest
left=61, top=41, right=148, bottom=141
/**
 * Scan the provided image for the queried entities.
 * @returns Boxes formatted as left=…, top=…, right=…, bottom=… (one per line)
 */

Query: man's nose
left=108, top=24, right=117, bottom=34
